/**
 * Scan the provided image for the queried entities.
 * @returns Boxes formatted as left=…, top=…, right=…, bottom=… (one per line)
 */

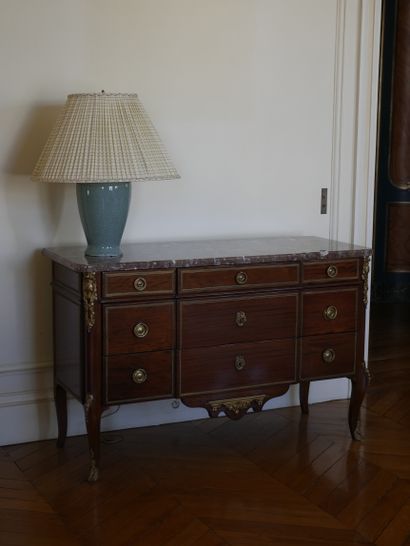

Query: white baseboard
left=0, top=359, right=350, bottom=446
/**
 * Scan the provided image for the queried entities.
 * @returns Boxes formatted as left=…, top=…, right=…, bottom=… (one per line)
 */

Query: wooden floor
left=1, top=303, right=410, bottom=546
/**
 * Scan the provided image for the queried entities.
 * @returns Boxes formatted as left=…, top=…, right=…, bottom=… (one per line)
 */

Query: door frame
left=334, top=0, right=382, bottom=359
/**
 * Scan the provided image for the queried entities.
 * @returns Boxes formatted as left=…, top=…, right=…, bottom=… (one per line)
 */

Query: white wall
left=0, top=0, right=380, bottom=445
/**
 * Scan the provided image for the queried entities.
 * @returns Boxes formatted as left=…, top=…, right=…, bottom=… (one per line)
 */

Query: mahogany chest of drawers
left=43, top=236, right=371, bottom=481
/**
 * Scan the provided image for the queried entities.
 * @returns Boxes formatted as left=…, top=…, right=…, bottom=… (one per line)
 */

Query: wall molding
left=330, top=0, right=382, bottom=248
left=0, top=360, right=52, bottom=375
left=0, top=360, right=53, bottom=410
left=0, top=388, right=53, bottom=408
left=329, top=0, right=347, bottom=243
left=330, top=0, right=363, bottom=244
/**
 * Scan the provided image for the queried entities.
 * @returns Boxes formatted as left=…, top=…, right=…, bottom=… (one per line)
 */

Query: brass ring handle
left=326, top=265, right=338, bottom=278
left=234, top=355, right=246, bottom=371
left=235, top=311, right=247, bottom=327
left=132, top=368, right=148, bottom=384
left=322, top=348, right=336, bottom=363
left=133, top=322, right=149, bottom=338
left=134, top=277, right=147, bottom=291
left=235, top=271, right=248, bottom=285
left=323, top=305, right=338, bottom=320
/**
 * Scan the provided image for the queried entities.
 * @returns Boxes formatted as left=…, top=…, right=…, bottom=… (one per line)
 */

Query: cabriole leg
left=55, top=384, right=67, bottom=448
left=299, top=381, right=310, bottom=415
left=349, top=363, right=370, bottom=440
left=84, top=394, right=102, bottom=482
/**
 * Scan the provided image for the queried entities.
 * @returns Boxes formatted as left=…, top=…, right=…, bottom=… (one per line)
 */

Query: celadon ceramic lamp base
left=76, top=182, right=131, bottom=257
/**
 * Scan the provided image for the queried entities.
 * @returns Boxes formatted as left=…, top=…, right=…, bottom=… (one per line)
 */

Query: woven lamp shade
left=32, top=93, right=180, bottom=183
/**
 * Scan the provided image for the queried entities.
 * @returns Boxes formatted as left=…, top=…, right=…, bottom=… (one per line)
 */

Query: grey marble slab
left=42, top=236, right=371, bottom=272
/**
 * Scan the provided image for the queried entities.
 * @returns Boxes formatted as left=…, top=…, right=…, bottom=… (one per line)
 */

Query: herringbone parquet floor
left=1, top=302, right=410, bottom=545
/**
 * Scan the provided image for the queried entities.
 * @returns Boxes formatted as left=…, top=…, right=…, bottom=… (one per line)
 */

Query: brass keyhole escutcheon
left=323, top=305, right=338, bottom=321
left=134, top=277, right=147, bottom=291
left=234, top=355, right=246, bottom=371
left=326, top=265, right=338, bottom=278
left=132, top=368, right=147, bottom=384
left=133, top=322, right=149, bottom=338
left=235, top=271, right=248, bottom=285
left=235, top=311, right=247, bottom=327
left=322, top=348, right=336, bottom=363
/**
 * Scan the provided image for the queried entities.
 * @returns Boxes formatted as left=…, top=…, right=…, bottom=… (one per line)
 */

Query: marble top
left=42, top=236, right=371, bottom=272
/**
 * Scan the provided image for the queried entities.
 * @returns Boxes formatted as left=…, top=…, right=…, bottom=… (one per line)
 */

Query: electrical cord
left=101, top=406, right=123, bottom=444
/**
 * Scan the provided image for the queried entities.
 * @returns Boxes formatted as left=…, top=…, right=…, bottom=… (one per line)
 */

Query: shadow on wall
left=6, top=103, right=62, bottom=176
left=32, top=246, right=56, bottom=440
left=2, top=103, right=75, bottom=437
left=4, top=103, right=66, bottom=234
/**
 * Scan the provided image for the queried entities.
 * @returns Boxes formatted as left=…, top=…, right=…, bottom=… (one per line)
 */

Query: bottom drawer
left=300, top=332, right=356, bottom=380
left=105, top=351, right=173, bottom=403
left=179, top=339, right=296, bottom=397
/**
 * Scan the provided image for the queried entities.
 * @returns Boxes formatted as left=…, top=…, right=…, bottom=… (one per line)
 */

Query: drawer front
left=300, top=332, right=356, bottom=379
left=179, top=264, right=299, bottom=294
left=179, top=293, right=298, bottom=349
left=103, top=270, right=175, bottom=298
left=105, top=351, right=173, bottom=403
left=302, top=288, right=358, bottom=336
left=179, top=339, right=296, bottom=396
left=302, top=259, right=359, bottom=284
left=104, top=302, right=175, bottom=355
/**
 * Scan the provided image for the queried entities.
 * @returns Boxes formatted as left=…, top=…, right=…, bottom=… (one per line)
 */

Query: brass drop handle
left=323, top=305, right=338, bottom=321
left=132, top=368, right=147, bottom=384
left=235, top=311, right=247, bottom=327
left=234, top=355, right=246, bottom=371
left=322, top=348, right=336, bottom=363
left=133, top=322, right=149, bottom=338
left=134, top=277, right=147, bottom=291
left=235, top=271, right=248, bottom=285
left=326, top=265, right=338, bottom=278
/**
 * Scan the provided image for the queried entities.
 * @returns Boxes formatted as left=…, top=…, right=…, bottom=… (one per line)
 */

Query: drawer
left=300, top=332, right=356, bottom=379
left=302, top=259, right=359, bottom=284
left=102, top=270, right=175, bottom=299
left=104, top=302, right=175, bottom=355
left=302, top=288, right=357, bottom=336
left=179, top=339, right=296, bottom=396
left=179, top=293, right=298, bottom=349
left=105, top=351, right=173, bottom=403
left=178, top=264, right=299, bottom=294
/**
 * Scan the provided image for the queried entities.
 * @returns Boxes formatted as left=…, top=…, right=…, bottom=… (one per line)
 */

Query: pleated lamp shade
left=32, top=92, right=180, bottom=257
left=32, top=92, right=180, bottom=183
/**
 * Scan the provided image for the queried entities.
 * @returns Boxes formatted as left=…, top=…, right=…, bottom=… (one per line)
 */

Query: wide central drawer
left=179, top=339, right=296, bottom=396
left=179, top=293, right=298, bottom=349
left=178, top=264, right=299, bottom=294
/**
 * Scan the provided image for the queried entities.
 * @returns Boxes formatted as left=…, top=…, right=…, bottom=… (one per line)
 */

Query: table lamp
left=32, top=92, right=180, bottom=257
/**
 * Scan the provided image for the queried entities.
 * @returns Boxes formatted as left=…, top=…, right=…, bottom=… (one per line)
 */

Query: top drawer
left=103, top=270, right=175, bottom=299
left=302, top=259, right=359, bottom=284
left=178, top=264, right=299, bottom=294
